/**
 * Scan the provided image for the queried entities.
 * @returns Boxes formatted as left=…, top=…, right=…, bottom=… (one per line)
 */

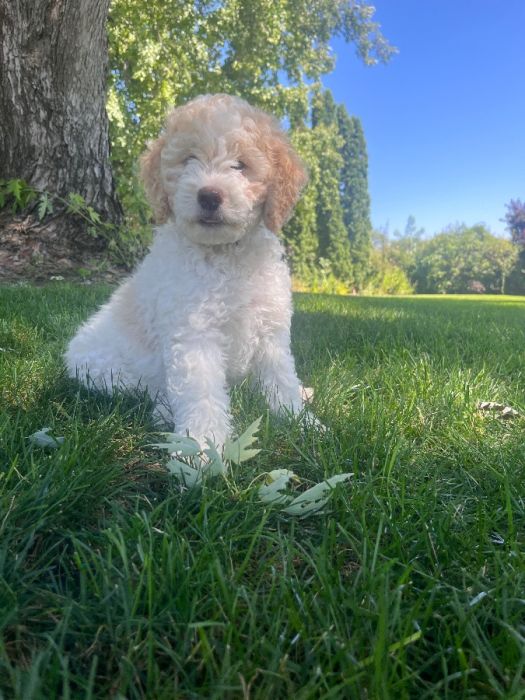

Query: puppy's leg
left=253, top=329, right=303, bottom=415
left=163, top=332, right=231, bottom=448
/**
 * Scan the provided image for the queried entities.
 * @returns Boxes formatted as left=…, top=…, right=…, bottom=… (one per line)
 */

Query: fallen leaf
left=282, top=473, right=353, bottom=516
left=223, top=416, right=262, bottom=464
left=258, top=469, right=297, bottom=504
left=150, top=433, right=201, bottom=456
left=166, top=458, right=202, bottom=487
left=477, top=401, right=520, bottom=419
left=203, top=439, right=227, bottom=476
left=28, top=428, right=64, bottom=449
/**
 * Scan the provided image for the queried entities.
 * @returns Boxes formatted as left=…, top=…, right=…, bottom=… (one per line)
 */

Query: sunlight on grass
left=1, top=285, right=524, bottom=698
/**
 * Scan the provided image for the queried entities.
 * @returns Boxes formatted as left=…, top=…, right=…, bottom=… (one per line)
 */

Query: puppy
left=65, top=94, right=308, bottom=448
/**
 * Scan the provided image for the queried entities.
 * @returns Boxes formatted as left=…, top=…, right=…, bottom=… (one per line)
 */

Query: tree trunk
left=0, top=0, right=123, bottom=281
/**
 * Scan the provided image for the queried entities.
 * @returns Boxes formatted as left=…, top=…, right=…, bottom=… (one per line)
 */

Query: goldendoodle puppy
left=65, top=94, right=308, bottom=447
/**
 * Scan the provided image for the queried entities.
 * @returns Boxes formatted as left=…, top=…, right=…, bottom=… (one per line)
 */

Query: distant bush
left=293, top=258, right=350, bottom=295
left=363, top=256, right=414, bottom=295
left=412, top=225, right=518, bottom=294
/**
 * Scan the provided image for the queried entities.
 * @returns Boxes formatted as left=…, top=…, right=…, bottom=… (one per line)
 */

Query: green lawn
left=1, top=285, right=524, bottom=699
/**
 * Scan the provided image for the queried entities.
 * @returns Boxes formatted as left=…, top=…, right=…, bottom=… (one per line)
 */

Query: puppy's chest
left=205, top=244, right=270, bottom=314
left=204, top=253, right=272, bottom=352
left=219, top=267, right=265, bottom=325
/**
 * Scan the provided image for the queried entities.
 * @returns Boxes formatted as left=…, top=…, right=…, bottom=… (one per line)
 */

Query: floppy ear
left=139, top=133, right=169, bottom=224
left=264, top=134, right=308, bottom=233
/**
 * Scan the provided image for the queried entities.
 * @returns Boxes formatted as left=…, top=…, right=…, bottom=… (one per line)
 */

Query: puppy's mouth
left=198, top=217, right=224, bottom=226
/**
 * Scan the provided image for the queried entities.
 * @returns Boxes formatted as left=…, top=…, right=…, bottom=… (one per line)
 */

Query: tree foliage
left=412, top=225, right=518, bottom=294
left=364, top=249, right=414, bottom=295
left=307, top=90, right=353, bottom=281
left=336, top=105, right=372, bottom=289
left=368, top=220, right=523, bottom=296
left=107, top=0, right=394, bottom=215
left=387, top=215, right=425, bottom=277
left=502, top=199, right=525, bottom=294
left=283, top=87, right=374, bottom=289
left=504, top=199, right=525, bottom=246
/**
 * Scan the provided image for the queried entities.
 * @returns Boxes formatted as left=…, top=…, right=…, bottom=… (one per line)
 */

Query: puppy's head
left=139, top=94, right=307, bottom=245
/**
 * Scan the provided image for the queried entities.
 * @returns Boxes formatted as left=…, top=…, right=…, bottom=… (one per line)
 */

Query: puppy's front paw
left=291, top=386, right=327, bottom=434
left=265, top=384, right=303, bottom=416
left=300, top=386, right=315, bottom=404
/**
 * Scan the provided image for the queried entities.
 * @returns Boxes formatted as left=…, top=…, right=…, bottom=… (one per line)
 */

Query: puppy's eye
left=184, top=155, right=198, bottom=165
left=231, top=161, right=246, bottom=171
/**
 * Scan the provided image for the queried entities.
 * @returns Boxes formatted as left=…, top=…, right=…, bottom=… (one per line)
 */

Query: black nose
left=198, top=187, right=223, bottom=212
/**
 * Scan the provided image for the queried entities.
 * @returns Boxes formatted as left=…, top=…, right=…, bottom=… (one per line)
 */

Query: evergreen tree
left=503, top=198, right=525, bottom=293
left=311, top=86, right=337, bottom=128
left=310, top=92, right=352, bottom=282
left=504, top=199, right=525, bottom=245
left=336, top=105, right=372, bottom=290
left=283, top=129, right=320, bottom=280
left=287, top=88, right=374, bottom=288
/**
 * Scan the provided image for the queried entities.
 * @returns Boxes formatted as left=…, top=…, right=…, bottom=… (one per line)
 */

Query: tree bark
left=0, top=0, right=123, bottom=280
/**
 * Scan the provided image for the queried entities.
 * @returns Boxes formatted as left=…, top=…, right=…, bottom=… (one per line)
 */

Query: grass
left=1, top=284, right=524, bottom=699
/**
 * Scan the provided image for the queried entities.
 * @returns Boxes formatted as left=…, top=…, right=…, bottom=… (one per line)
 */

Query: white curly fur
left=65, top=94, right=308, bottom=448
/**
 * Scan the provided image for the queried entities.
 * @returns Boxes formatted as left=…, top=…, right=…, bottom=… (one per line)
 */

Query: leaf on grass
left=223, top=416, right=262, bottom=465
left=29, top=428, right=64, bottom=449
left=258, top=469, right=297, bottom=504
left=203, top=439, right=226, bottom=476
left=282, top=473, right=353, bottom=516
left=150, top=433, right=201, bottom=456
left=489, top=531, right=505, bottom=545
left=469, top=591, right=488, bottom=607
left=477, top=401, right=520, bottom=419
left=166, top=458, right=202, bottom=487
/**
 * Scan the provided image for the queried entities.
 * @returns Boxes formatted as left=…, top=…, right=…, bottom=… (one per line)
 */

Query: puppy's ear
left=139, top=134, right=169, bottom=224
left=264, top=134, right=308, bottom=233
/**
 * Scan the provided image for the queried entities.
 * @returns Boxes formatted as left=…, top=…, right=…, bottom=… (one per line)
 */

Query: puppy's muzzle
left=198, top=187, right=223, bottom=212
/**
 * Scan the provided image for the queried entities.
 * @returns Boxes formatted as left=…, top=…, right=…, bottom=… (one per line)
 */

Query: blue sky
left=322, top=0, right=525, bottom=237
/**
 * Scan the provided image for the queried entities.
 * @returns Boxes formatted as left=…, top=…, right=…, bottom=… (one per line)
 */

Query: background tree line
left=108, top=0, right=525, bottom=296
left=1, top=0, right=523, bottom=293
left=370, top=204, right=525, bottom=295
